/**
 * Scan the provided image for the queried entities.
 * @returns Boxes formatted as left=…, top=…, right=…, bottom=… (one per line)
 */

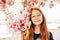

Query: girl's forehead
left=31, top=10, right=41, bottom=15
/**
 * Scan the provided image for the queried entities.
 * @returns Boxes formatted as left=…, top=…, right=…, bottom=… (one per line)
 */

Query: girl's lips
left=34, top=20, right=41, bottom=22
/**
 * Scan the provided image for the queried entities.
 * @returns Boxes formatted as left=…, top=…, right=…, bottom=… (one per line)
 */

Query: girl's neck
left=34, top=25, right=41, bottom=34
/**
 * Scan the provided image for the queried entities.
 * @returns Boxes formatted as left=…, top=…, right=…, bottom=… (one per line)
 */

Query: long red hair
left=25, top=7, right=50, bottom=40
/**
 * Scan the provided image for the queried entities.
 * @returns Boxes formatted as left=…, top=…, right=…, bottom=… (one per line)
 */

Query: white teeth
left=35, top=21, right=39, bottom=22
left=35, top=20, right=40, bottom=22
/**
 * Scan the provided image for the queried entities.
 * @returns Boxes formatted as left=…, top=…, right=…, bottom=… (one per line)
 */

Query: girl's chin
left=34, top=23, right=40, bottom=25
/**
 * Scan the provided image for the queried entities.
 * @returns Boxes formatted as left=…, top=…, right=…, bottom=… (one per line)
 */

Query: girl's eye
left=31, top=15, right=36, bottom=18
left=37, top=14, right=40, bottom=16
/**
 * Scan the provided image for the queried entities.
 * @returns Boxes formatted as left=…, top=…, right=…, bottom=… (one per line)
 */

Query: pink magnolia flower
left=27, top=0, right=38, bottom=6
left=7, top=7, right=31, bottom=32
left=0, top=1, right=5, bottom=9
left=37, top=1, right=45, bottom=7
left=47, top=1, right=54, bottom=8
left=5, top=0, right=14, bottom=6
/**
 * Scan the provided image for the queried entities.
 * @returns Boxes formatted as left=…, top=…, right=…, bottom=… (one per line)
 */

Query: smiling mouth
left=35, top=20, right=40, bottom=22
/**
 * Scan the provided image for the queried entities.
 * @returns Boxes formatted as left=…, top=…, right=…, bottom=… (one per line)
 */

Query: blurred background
left=0, top=0, right=60, bottom=40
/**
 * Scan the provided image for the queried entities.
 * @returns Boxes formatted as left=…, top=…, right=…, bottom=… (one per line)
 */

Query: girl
left=23, top=7, right=54, bottom=40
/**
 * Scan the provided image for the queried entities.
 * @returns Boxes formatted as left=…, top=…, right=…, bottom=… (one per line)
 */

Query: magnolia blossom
left=5, top=0, right=14, bottom=6
left=8, top=7, right=31, bottom=32
left=27, top=0, right=45, bottom=7
left=0, top=1, right=6, bottom=10
left=0, top=0, right=32, bottom=32
left=27, top=0, right=38, bottom=7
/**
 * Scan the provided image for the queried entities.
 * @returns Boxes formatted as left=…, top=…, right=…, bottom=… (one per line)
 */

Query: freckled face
left=31, top=10, right=43, bottom=26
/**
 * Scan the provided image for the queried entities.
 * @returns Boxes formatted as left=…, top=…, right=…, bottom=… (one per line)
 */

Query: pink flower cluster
left=0, top=1, right=5, bottom=9
left=27, top=0, right=45, bottom=7
left=8, top=7, right=30, bottom=32
left=5, top=0, right=14, bottom=6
